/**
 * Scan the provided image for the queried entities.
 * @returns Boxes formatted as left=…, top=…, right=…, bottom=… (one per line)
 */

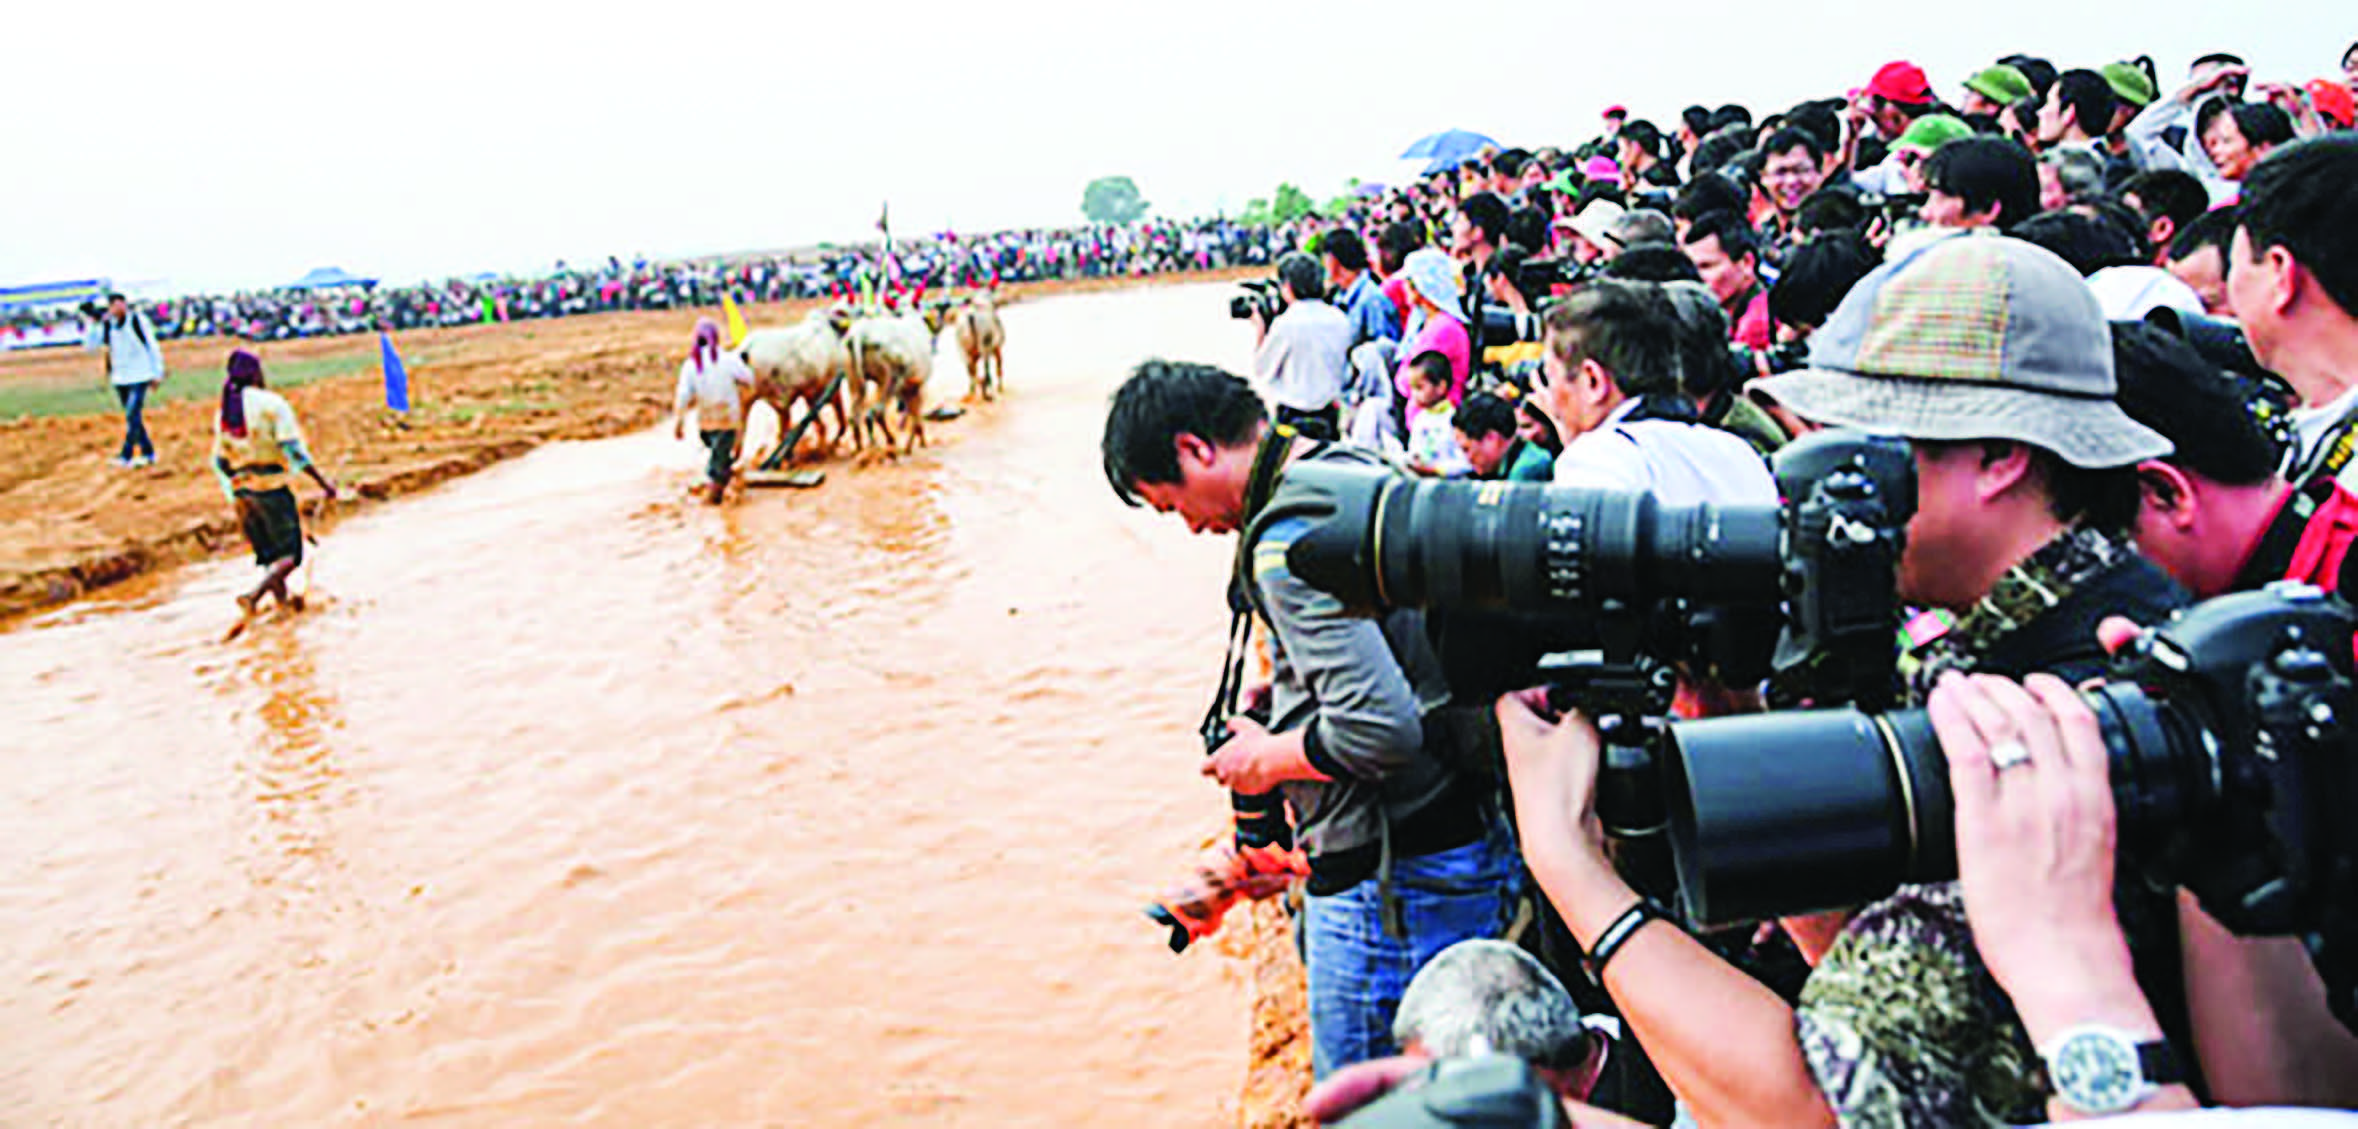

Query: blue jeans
left=115, top=381, right=154, bottom=460
left=1303, top=824, right=1519, bottom=1078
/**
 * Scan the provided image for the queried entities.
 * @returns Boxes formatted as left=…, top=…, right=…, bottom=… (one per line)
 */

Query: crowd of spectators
left=1113, top=39, right=2358, bottom=1129
left=4, top=216, right=1304, bottom=347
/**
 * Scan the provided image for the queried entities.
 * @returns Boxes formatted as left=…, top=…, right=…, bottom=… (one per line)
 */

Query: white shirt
left=1253, top=298, right=1353, bottom=413
left=2292, top=383, right=2358, bottom=488
left=82, top=312, right=166, bottom=386
left=675, top=352, right=755, bottom=431
left=1553, top=398, right=1777, bottom=507
left=2086, top=266, right=2205, bottom=322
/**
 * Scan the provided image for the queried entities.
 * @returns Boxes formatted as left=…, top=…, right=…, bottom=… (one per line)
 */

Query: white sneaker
left=108, top=456, right=133, bottom=469
left=130, top=455, right=155, bottom=469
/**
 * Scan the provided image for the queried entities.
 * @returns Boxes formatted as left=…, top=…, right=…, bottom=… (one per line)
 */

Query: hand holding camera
left=1930, top=671, right=2141, bottom=1031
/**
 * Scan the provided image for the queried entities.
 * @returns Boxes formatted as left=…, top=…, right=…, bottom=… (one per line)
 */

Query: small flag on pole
left=381, top=332, right=410, bottom=413
left=721, top=292, right=749, bottom=347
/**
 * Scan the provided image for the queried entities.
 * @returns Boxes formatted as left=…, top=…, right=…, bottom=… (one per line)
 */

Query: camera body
left=1855, top=191, right=1929, bottom=225
left=1334, top=1055, right=1567, bottom=1129
left=1728, top=338, right=1811, bottom=380
left=1229, top=278, right=1288, bottom=322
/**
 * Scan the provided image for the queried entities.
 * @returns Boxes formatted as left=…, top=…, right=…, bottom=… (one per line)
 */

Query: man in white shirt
left=1251, top=252, right=1354, bottom=438
left=2227, top=137, right=2358, bottom=490
left=1530, top=279, right=1774, bottom=508
left=82, top=292, right=167, bottom=468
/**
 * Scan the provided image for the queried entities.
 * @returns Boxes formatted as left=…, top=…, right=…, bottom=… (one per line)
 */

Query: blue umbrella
left=1399, top=128, right=1497, bottom=166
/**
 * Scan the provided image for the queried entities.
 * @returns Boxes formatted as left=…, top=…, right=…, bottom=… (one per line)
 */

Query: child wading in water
left=213, top=350, right=339, bottom=634
left=674, top=318, right=755, bottom=504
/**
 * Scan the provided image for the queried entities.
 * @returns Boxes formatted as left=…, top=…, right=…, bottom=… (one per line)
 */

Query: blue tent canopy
left=0, top=278, right=108, bottom=312
left=287, top=266, right=376, bottom=290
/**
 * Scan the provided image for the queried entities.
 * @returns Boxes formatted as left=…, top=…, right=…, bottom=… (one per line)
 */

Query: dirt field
left=0, top=269, right=1257, bottom=621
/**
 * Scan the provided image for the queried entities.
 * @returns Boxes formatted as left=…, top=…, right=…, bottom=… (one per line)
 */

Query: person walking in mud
left=212, top=350, right=339, bottom=629
left=82, top=292, right=167, bottom=467
left=673, top=318, right=755, bottom=504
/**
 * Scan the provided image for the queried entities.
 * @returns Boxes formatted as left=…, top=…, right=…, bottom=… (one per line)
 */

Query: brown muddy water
left=1, top=283, right=1263, bottom=1126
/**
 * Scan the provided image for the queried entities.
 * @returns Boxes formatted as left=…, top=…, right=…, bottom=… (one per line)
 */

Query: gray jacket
left=1248, top=445, right=1457, bottom=862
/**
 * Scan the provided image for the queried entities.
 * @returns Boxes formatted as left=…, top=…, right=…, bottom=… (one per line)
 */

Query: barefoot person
left=674, top=317, right=755, bottom=504
left=212, top=350, right=338, bottom=625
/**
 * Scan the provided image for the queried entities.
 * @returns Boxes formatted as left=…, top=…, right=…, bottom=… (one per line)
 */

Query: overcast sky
left=5, top=0, right=2345, bottom=295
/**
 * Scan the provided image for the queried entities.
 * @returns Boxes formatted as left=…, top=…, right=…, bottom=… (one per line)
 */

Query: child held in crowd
left=1398, top=351, right=1474, bottom=477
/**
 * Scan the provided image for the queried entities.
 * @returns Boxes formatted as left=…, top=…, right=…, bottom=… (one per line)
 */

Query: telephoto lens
left=1657, top=583, right=2356, bottom=928
left=1264, top=463, right=1785, bottom=615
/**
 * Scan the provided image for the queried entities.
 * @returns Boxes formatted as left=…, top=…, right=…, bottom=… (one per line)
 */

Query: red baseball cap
left=1867, top=61, right=1934, bottom=105
left=1604, top=104, right=1628, bottom=118
left=2308, top=79, right=2355, bottom=129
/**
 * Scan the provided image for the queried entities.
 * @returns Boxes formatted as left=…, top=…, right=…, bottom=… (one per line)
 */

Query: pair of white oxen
left=737, top=294, right=1005, bottom=462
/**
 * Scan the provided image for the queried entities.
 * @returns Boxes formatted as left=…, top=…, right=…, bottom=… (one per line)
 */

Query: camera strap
left=1204, top=421, right=1305, bottom=742
left=2295, top=402, right=2358, bottom=488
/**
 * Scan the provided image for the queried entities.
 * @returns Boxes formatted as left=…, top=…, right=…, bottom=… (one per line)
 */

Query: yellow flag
left=721, top=293, right=749, bottom=347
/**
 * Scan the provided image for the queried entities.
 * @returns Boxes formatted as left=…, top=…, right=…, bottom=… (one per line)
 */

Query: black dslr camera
left=1334, top=1055, right=1565, bottom=1128
left=1229, top=278, right=1288, bottom=322
left=1728, top=338, right=1812, bottom=380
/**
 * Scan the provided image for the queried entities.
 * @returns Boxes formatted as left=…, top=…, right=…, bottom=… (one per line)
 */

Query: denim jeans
left=115, top=381, right=154, bottom=460
left=1302, top=823, right=1519, bottom=1078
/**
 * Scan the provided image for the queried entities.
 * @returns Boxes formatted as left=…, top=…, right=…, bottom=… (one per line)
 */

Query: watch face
left=2051, top=1031, right=2141, bottom=1114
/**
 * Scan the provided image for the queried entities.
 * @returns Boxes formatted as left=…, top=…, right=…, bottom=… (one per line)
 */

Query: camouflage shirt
left=1798, top=525, right=2175, bottom=1128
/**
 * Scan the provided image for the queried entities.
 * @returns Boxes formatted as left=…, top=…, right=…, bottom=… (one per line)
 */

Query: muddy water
left=1, top=284, right=1265, bottom=1126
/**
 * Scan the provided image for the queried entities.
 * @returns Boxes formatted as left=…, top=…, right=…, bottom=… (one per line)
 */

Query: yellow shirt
left=212, top=388, right=303, bottom=493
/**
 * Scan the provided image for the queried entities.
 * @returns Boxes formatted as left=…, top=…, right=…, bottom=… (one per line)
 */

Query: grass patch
left=427, top=398, right=559, bottom=425
left=0, top=350, right=404, bottom=420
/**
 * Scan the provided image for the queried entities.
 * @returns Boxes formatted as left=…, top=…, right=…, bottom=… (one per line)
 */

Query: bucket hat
left=1754, top=233, right=2171, bottom=468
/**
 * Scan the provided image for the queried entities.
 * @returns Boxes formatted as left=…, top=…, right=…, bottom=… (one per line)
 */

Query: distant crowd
left=2, top=217, right=1305, bottom=348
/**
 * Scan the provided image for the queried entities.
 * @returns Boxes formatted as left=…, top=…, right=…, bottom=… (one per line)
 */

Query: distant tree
left=1271, top=183, right=1315, bottom=225
left=1318, top=179, right=1363, bottom=219
left=1239, top=198, right=1274, bottom=227
left=1081, top=176, right=1150, bottom=225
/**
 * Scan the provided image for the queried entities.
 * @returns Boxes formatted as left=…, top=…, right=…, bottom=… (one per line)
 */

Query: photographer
left=1501, top=236, right=2188, bottom=1126
left=82, top=292, right=167, bottom=468
left=1657, top=282, right=1790, bottom=458
left=2106, top=322, right=2358, bottom=1108
left=1102, top=362, right=1513, bottom=1077
left=1531, top=280, right=1773, bottom=507
left=2114, top=322, right=2357, bottom=599
left=1324, top=228, right=1402, bottom=353
left=2226, top=138, right=2358, bottom=491
left=1252, top=251, right=1354, bottom=439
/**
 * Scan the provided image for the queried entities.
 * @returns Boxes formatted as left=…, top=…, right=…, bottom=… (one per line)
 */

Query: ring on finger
left=1989, top=740, right=2032, bottom=771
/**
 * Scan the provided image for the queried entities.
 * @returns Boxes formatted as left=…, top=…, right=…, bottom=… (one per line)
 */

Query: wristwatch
left=2039, top=1025, right=2184, bottom=1115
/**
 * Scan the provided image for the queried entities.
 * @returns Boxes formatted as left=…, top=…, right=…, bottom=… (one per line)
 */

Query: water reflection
left=220, top=609, right=351, bottom=909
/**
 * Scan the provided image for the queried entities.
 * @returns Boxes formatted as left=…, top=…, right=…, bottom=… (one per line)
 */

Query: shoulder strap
left=2296, top=402, right=2358, bottom=487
